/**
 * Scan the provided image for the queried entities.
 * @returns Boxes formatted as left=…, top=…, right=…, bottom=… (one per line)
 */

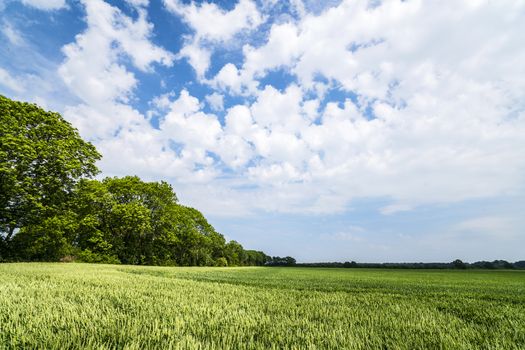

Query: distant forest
left=297, top=260, right=525, bottom=269
left=0, top=95, right=295, bottom=266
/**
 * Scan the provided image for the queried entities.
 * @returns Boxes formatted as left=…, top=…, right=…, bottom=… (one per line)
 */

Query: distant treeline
left=0, top=95, right=293, bottom=266
left=266, top=256, right=297, bottom=266
left=296, top=259, right=525, bottom=269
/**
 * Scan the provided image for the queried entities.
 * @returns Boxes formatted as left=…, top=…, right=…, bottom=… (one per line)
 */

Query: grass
left=0, top=264, right=524, bottom=349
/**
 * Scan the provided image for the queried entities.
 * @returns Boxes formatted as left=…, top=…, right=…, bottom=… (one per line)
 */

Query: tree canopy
left=0, top=95, right=100, bottom=256
left=0, top=95, right=277, bottom=266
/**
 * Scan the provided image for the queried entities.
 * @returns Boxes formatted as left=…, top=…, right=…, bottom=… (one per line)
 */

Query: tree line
left=295, top=259, right=525, bottom=269
left=0, top=95, right=294, bottom=266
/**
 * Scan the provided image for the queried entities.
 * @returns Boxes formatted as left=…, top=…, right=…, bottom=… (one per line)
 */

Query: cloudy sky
left=1, top=0, right=524, bottom=262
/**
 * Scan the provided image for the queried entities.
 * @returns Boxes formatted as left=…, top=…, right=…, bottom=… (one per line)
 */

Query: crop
left=0, top=264, right=524, bottom=349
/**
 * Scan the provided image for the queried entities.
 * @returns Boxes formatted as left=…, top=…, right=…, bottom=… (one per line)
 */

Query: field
left=0, top=264, right=524, bottom=349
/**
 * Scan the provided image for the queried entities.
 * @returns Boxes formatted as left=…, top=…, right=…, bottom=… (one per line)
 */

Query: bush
left=215, top=257, right=228, bottom=267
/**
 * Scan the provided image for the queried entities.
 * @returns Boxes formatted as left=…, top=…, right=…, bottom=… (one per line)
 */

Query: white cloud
left=216, top=134, right=253, bottom=169
left=455, top=217, right=518, bottom=239
left=63, top=102, right=145, bottom=140
left=59, top=0, right=173, bottom=138
left=327, top=227, right=366, bottom=242
left=164, top=0, right=263, bottom=77
left=380, top=204, right=413, bottom=216
left=197, top=0, right=525, bottom=214
left=205, top=92, right=224, bottom=111
left=210, top=22, right=302, bottom=94
left=1, top=21, right=24, bottom=46
left=237, top=22, right=301, bottom=89
left=160, top=89, right=222, bottom=151
left=224, top=104, right=253, bottom=135
left=164, top=0, right=262, bottom=42
left=126, top=0, right=148, bottom=7
left=20, top=0, right=66, bottom=10
left=177, top=41, right=210, bottom=78
left=456, top=216, right=512, bottom=232
left=251, top=84, right=306, bottom=132
left=213, top=63, right=244, bottom=93
left=0, top=68, right=25, bottom=93
left=54, top=0, right=215, bottom=189
left=44, top=0, right=525, bottom=218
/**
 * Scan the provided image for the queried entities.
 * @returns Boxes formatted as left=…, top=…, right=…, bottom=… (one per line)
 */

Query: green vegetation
left=0, top=95, right=275, bottom=266
left=0, top=95, right=100, bottom=258
left=296, top=259, right=525, bottom=269
left=1, top=264, right=524, bottom=349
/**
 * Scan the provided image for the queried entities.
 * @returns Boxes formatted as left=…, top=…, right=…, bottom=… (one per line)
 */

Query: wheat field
left=0, top=263, right=524, bottom=349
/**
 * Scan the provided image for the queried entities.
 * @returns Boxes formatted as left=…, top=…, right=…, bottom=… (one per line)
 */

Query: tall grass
left=0, top=264, right=524, bottom=349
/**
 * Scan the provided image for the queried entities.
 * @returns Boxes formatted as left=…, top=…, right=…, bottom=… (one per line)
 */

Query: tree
left=65, top=176, right=237, bottom=266
left=225, top=240, right=245, bottom=266
left=267, top=256, right=297, bottom=266
left=243, top=250, right=270, bottom=266
left=173, top=206, right=226, bottom=265
left=491, top=260, right=513, bottom=269
left=514, top=261, right=525, bottom=269
left=70, top=179, right=117, bottom=263
left=452, top=259, right=467, bottom=269
left=0, top=95, right=100, bottom=259
left=71, top=177, right=178, bottom=265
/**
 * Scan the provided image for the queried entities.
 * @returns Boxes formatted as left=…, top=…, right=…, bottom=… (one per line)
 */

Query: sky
left=1, top=0, right=524, bottom=263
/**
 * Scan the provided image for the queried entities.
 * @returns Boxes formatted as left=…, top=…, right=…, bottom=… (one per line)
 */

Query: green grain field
left=0, top=264, right=524, bottom=349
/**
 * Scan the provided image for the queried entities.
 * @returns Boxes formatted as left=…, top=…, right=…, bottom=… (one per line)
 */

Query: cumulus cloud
left=213, top=63, right=244, bottom=94
left=205, top=92, right=224, bottom=111
left=164, top=0, right=262, bottom=42
left=194, top=0, right=525, bottom=215
left=56, top=0, right=209, bottom=185
left=164, top=0, right=263, bottom=77
left=59, top=0, right=173, bottom=138
left=126, top=0, right=148, bottom=7
left=20, top=0, right=66, bottom=10
left=46, top=0, right=525, bottom=217
left=177, top=42, right=211, bottom=78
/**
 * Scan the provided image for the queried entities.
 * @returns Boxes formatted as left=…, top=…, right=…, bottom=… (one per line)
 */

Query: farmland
left=0, top=264, right=524, bottom=349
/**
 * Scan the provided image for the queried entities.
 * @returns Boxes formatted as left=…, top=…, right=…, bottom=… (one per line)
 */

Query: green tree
left=244, top=250, right=270, bottom=266
left=69, top=177, right=229, bottom=266
left=173, top=206, right=226, bottom=265
left=452, top=259, right=467, bottom=269
left=71, top=179, right=117, bottom=262
left=224, top=240, right=245, bottom=266
left=72, top=177, right=178, bottom=265
left=0, top=95, right=100, bottom=259
left=12, top=211, right=78, bottom=261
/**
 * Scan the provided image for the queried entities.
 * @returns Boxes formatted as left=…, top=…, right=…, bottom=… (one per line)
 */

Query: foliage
left=452, top=259, right=467, bottom=269
left=296, top=260, right=525, bottom=269
left=11, top=176, right=270, bottom=266
left=1, top=263, right=524, bottom=349
left=267, top=256, right=296, bottom=266
left=0, top=95, right=100, bottom=259
left=215, top=257, right=228, bottom=266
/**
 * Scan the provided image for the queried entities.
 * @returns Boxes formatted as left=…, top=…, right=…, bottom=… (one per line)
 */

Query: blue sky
left=1, top=0, right=524, bottom=262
